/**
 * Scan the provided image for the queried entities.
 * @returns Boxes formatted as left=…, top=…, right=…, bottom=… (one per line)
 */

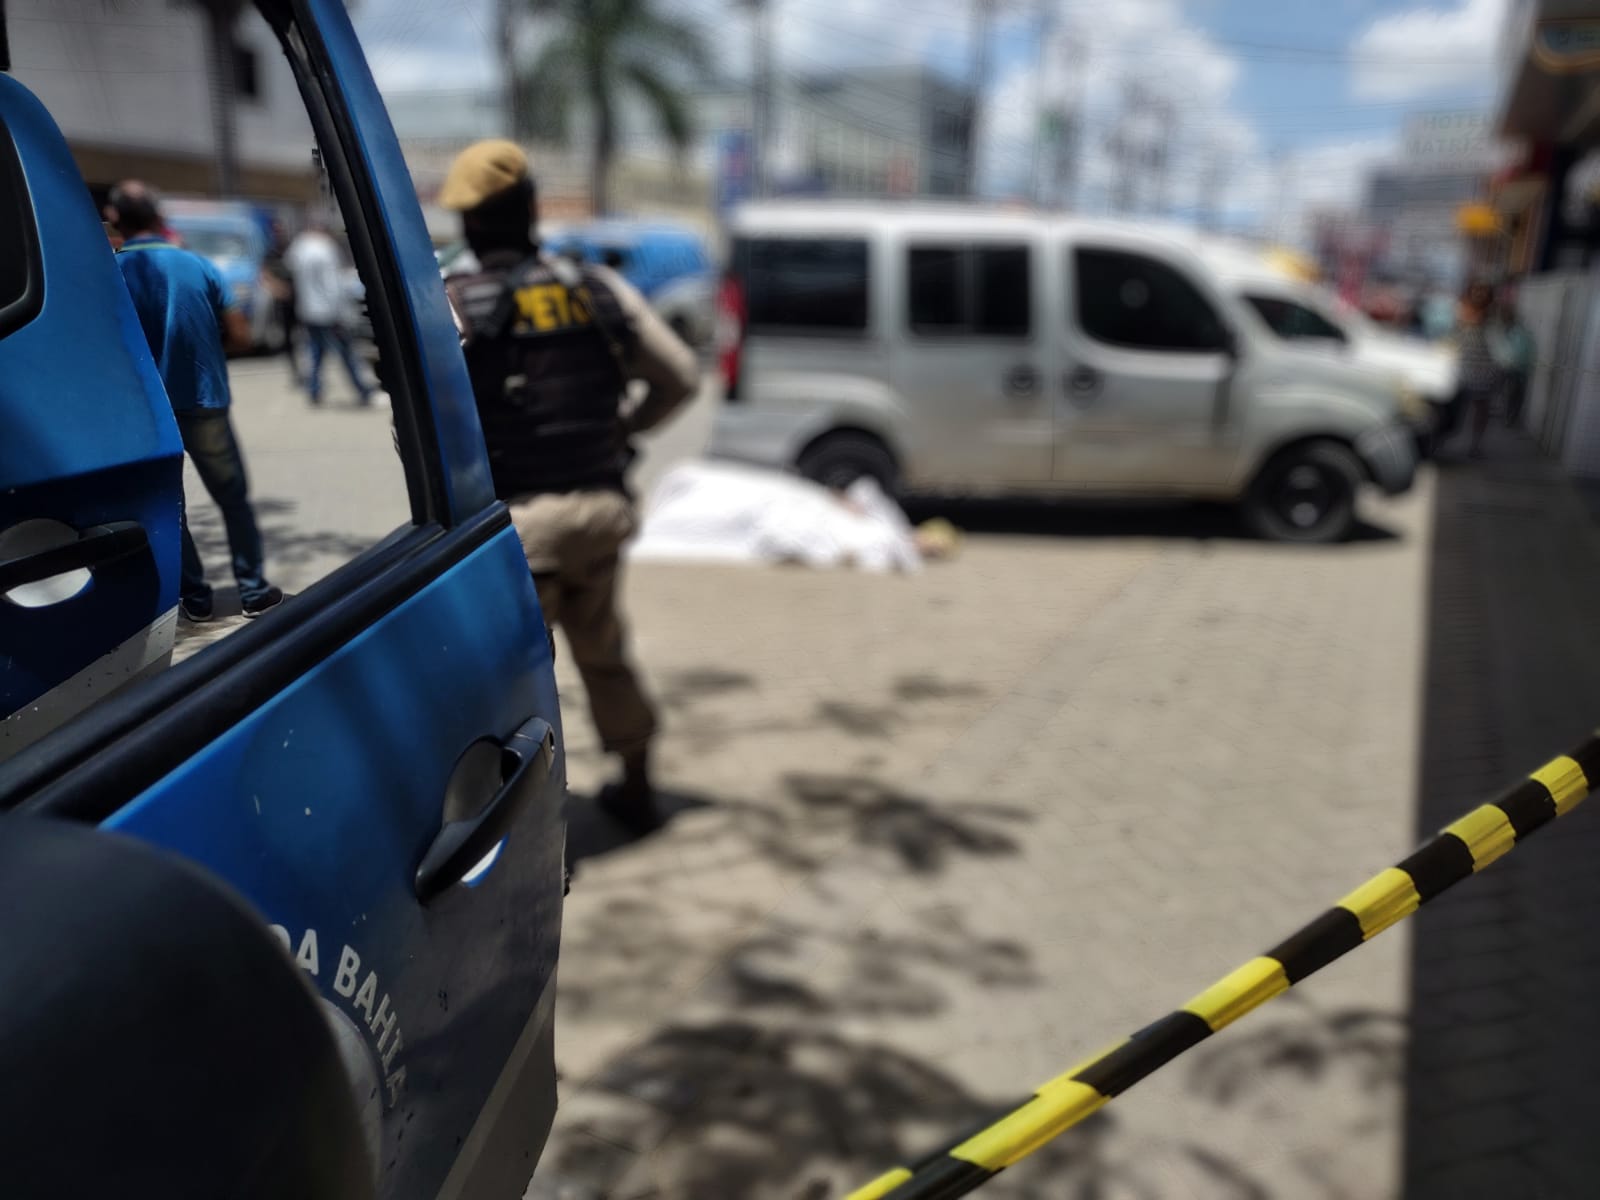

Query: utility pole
left=964, top=0, right=994, bottom=198
left=1147, top=99, right=1174, bottom=219
left=1029, top=0, right=1054, bottom=205
left=1199, top=146, right=1229, bottom=231
left=743, top=0, right=775, bottom=198
left=1272, top=145, right=1295, bottom=243
left=1054, top=28, right=1085, bottom=211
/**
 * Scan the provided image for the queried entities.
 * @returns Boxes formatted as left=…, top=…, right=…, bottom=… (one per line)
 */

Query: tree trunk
left=200, top=0, right=243, bottom=196
left=590, top=93, right=614, bottom=218
left=497, top=0, right=521, bottom=139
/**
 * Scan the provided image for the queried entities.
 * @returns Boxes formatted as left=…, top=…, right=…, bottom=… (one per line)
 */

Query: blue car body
left=548, top=219, right=713, bottom=300
left=0, top=3, right=566, bottom=1197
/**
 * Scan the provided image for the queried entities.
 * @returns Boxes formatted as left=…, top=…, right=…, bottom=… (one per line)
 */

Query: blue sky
left=354, top=0, right=1509, bottom=230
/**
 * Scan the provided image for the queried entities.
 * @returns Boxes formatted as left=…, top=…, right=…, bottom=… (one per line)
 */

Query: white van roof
left=728, top=201, right=1220, bottom=253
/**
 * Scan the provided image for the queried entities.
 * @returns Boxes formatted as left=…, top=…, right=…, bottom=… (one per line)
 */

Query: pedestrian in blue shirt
left=109, top=181, right=282, bottom=621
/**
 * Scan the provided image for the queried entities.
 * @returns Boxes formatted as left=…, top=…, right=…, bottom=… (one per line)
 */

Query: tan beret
left=438, top=139, right=531, bottom=211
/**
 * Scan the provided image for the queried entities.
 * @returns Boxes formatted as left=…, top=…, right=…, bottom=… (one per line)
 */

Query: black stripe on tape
left=1072, top=1011, right=1211, bottom=1097
left=1569, top=736, right=1600, bottom=787
left=908, top=1100, right=1035, bottom=1172
left=1496, top=778, right=1558, bottom=839
left=886, top=1155, right=994, bottom=1200
left=1266, top=907, right=1365, bottom=985
left=1397, top=834, right=1476, bottom=902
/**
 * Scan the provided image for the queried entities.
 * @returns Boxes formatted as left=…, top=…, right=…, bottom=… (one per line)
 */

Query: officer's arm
left=593, top=267, right=699, bottom=435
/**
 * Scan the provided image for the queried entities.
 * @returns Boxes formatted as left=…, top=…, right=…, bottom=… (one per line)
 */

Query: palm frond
left=622, top=59, right=694, bottom=153
left=620, top=7, right=713, bottom=77
left=515, top=38, right=582, bottom=143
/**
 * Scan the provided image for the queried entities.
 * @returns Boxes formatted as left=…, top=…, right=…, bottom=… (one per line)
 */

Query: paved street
left=189, top=361, right=1600, bottom=1200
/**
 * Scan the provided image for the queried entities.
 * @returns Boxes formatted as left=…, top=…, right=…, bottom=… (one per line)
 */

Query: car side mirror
left=0, top=816, right=375, bottom=1200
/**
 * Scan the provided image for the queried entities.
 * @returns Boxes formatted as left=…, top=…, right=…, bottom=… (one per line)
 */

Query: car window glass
left=1244, top=293, right=1347, bottom=342
left=907, top=243, right=1030, bottom=337
left=1074, top=246, right=1228, bottom=352
left=740, top=237, right=869, bottom=332
left=3, top=3, right=415, bottom=753
left=907, top=245, right=965, bottom=332
left=975, top=245, right=1030, bottom=336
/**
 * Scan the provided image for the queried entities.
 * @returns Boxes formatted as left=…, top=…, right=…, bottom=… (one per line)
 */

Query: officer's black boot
left=597, top=749, right=662, bottom=835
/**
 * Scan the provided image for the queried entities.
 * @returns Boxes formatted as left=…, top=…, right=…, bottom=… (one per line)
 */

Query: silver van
left=710, top=203, right=1417, bottom=542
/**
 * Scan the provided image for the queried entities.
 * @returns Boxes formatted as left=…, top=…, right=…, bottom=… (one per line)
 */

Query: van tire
left=1243, top=440, right=1362, bottom=544
left=797, top=432, right=899, bottom=496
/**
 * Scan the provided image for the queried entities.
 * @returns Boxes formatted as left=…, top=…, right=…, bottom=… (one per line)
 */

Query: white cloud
left=1350, top=0, right=1504, bottom=100
left=978, top=0, right=1258, bottom=215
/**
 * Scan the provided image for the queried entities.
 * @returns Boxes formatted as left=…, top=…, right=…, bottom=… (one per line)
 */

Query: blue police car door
left=0, top=77, right=184, bottom=760
left=0, top=4, right=566, bottom=1198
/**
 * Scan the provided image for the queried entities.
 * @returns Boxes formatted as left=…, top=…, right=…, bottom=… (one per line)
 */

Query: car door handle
left=1064, top=366, right=1103, bottom=404
left=0, top=521, right=148, bottom=593
left=1004, top=365, right=1039, bottom=398
left=414, top=715, right=557, bottom=904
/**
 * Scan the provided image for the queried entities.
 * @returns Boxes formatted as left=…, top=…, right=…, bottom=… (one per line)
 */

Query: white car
left=712, top=203, right=1417, bottom=543
left=1193, top=239, right=1455, bottom=449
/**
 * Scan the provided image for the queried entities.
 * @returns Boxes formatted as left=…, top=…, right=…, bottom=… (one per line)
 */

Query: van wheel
left=797, top=432, right=899, bottom=496
left=1243, top=441, right=1362, bottom=543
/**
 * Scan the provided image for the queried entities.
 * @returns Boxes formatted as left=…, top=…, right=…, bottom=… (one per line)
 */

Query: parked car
left=0, top=3, right=566, bottom=1196
left=1191, top=239, right=1455, bottom=453
left=545, top=220, right=717, bottom=347
left=165, top=200, right=287, bottom=354
left=712, top=203, right=1416, bottom=543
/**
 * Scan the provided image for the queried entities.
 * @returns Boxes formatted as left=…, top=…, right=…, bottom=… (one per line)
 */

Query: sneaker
left=179, top=594, right=215, bottom=623
left=241, top=586, right=285, bottom=618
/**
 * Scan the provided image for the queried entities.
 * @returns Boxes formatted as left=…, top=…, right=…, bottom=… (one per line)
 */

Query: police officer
left=438, top=140, right=698, bottom=832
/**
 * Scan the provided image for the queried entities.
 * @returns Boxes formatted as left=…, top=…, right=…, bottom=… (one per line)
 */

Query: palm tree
left=508, top=0, right=712, bottom=216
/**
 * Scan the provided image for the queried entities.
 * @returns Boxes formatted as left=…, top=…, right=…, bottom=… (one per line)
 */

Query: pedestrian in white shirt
left=285, top=220, right=374, bottom=407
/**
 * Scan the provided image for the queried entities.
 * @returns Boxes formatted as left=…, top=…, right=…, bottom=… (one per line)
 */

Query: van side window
left=741, top=238, right=869, bottom=333
left=1074, top=247, right=1228, bottom=352
left=907, top=243, right=1031, bottom=337
left=1244, top=294, right=1347, bottom=343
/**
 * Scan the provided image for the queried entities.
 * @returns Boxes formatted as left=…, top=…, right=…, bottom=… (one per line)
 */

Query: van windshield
left=175, top=228, right=254, bottom=262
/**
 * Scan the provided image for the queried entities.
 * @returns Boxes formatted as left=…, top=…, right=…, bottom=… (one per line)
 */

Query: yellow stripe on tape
left=1037, top=1040, right=1126, bottom=1095
left=1445, top=804, right=1516, bottom=870
left=1337, top=868, right=1421, bottom=939
left=950, top=1082, right=1106, bottom=1172
left=1181, top=957, right=1290, bottom=1032
left=1532, top=756, right=1589, bottom=816
left=846, top=1167, right=913, bottom=1200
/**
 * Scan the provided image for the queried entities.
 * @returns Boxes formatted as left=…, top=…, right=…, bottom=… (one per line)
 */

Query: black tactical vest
left=449, top=253, right=634, bottom=498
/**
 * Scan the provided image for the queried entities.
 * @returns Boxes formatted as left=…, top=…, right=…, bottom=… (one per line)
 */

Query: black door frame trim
left=1, top=504, right=510, bottom=821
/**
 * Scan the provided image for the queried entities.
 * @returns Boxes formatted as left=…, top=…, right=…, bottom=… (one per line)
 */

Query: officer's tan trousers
left=509, top=489, right=658, bottom=757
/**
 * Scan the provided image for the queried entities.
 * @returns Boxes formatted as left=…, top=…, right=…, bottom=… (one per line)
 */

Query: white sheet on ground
left=630, top=461, right=922, bottom=573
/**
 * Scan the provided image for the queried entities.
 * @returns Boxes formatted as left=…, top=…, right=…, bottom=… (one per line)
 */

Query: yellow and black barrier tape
left=847, top=732, right=1600, bottom=1200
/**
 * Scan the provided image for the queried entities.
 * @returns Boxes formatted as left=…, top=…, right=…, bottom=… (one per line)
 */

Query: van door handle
left=1065, top=366, right=1103, bottom=404
left=0, top=521, right=148, bottom=593
left=415, top=716, right=557, bottom=904
left=1004, top=365, right=1039, bottom=397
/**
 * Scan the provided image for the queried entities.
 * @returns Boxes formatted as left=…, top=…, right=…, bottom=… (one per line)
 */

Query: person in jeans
left=109, top=181, right=283, bottom=621
left=1491, top=286, right=1536, bottom=430
left=1454, top=280, right=1502, bottom=459
left=286, top=218, right=373, bottom=406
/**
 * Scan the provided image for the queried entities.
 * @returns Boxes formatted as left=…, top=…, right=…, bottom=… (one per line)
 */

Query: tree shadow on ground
left=904, top=497, right=1399, bottom=545
left=564, top=774, right=1027, bottom=885
left=185, top=495, right=381, bottom=574
left=539, top=1017, right=1290, bottom=1200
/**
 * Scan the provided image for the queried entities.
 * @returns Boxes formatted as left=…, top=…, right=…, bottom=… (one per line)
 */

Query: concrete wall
left=7, top=0, right=316, bottom=199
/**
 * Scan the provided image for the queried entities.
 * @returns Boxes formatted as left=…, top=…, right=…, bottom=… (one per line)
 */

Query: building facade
left=6, top=0, right=318, bottom=204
